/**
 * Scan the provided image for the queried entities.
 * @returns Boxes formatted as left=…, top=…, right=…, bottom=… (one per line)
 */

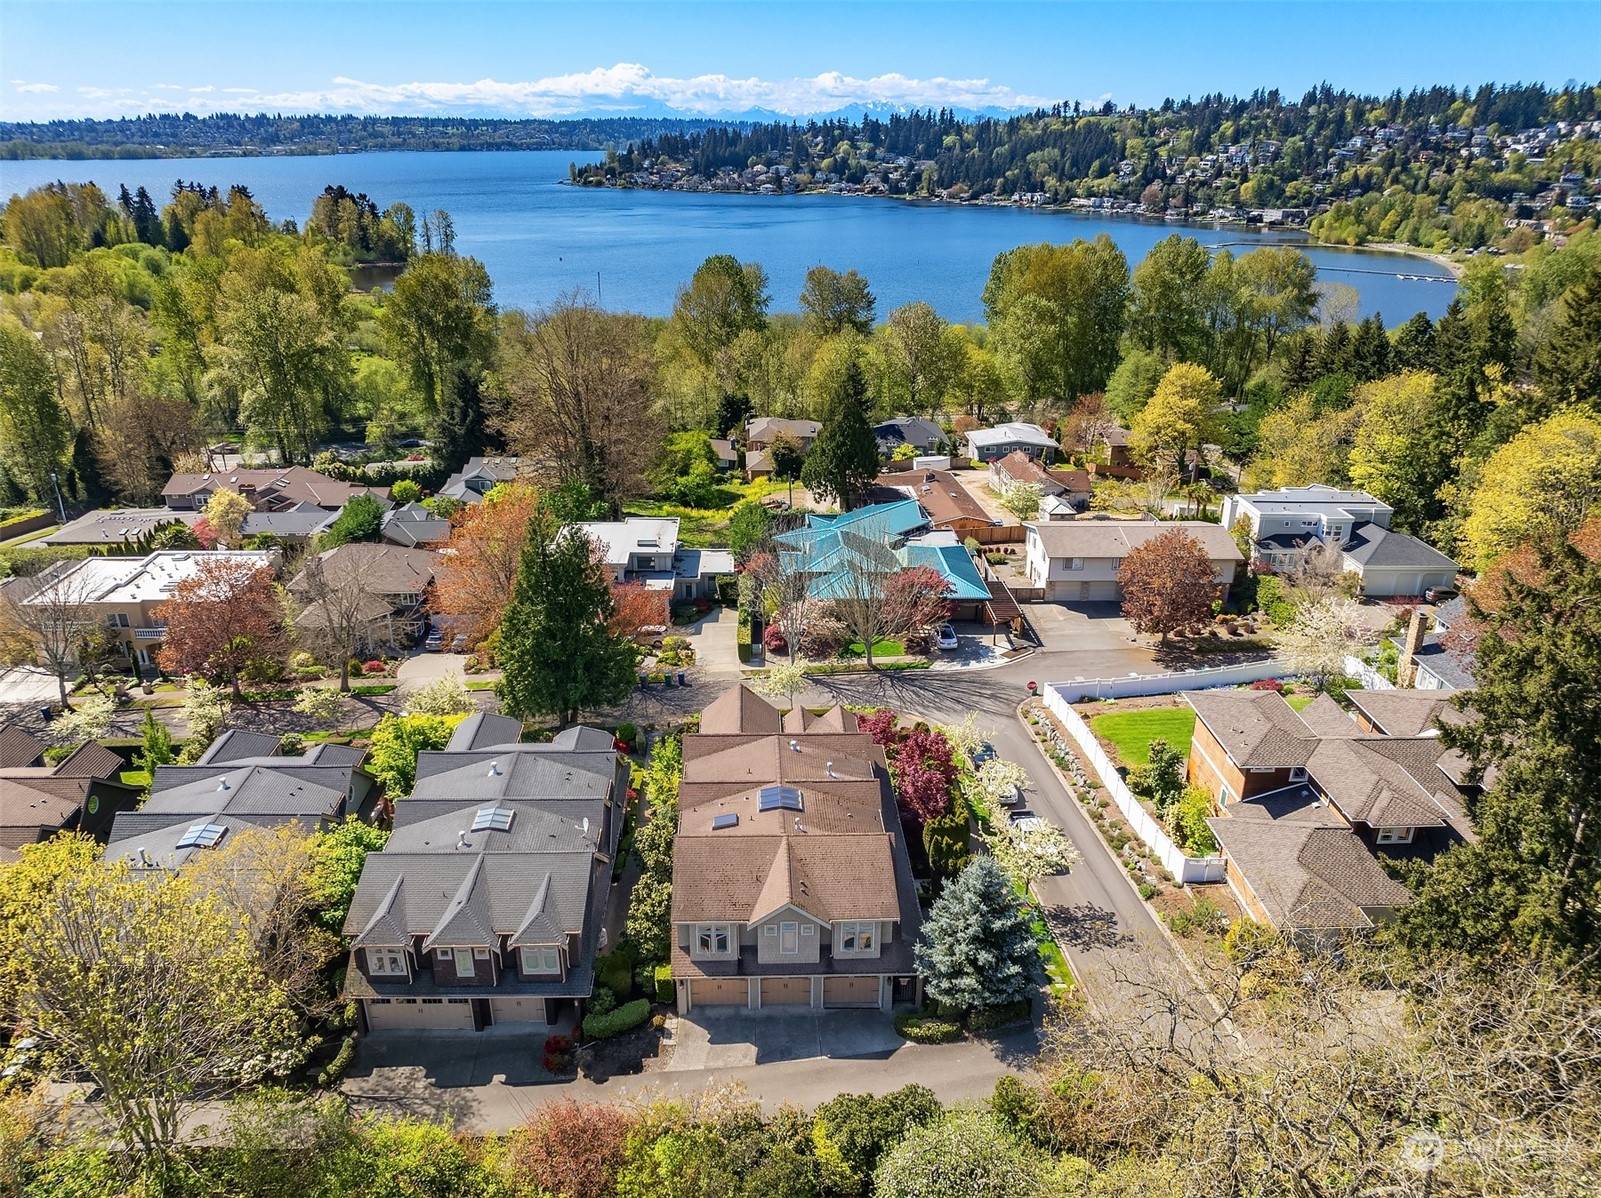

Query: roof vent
left=456, top=831, right=469, bottom=849
left=582, top=816, right=590, bottom=836
left=137, top=847, right=153, bottom=867
left=217, top=778, right=230, bottom=791
left=826, top=761, right=835, bottom=777
left=788, top=739, right=800, bottom=752
left=487, top=761, right=500, bottom=777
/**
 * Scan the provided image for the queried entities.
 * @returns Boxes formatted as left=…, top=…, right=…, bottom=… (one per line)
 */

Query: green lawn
left=1089, top=708, right=1197, bottom=767
left=118, top=769, right=151, bottom=789
left=1285, top=694, right=1316, bottom=713
left=842, top=639, right=906, bottom=658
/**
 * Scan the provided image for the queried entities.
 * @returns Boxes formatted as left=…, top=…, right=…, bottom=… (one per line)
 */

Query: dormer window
left=1376, top=827, right=1415, bottom=845
left=367, top=948, right=408, bottom=976
left=520, top=945, right=561, bottom=974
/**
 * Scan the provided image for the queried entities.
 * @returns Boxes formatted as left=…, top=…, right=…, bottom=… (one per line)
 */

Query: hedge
left=0, top=508, right=46, bottom=535
left=968, top=1000, right=1032, bottom=1033
left=582, top=997, right=651, bottom=1040
left=893, top=1013, right=962, bottom=1044
left=0, top=543, right=94, bottom=577
left=653, top=963, right=674, bottom=1005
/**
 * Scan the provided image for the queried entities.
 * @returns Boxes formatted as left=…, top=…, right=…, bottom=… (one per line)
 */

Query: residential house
left=105, top=731, right=375, bottom=869
left=1, top=735, right=141, bottom=862
left=1186, top=689, right=1475, bottom=942
left=380, top=502, right=452, bottom=548
left=1220, top=485, right=1457, bottom=598
left=873, top=417, right=945, bottom=457
left=670, top=686, right=922, bottom=1012
left=1395, top=598, right=1475, bottom=691
left=439, top=457, right=522, bottom=505
left=964, top=422, right=1059, bottom=463
left=709, top=438, right=739, bottom=472
left=289, top=543, right=439, bottom=651
left=772, top=500, right=993, bottom=621
left=161, top=466, right=388, bottom=513
left=582, top=516, right=734, bottom=604
left=340, top=714, right=628, bottom=1031
left=744, top=418, right=821, bottom=481
left=1023, top=520, right=1242, bottom=602
left=34, top=508, right=204, bottom=549
left=880, top=470, right=995, bottom=537
left=18, top=550, right=278, bottom=674
left=989, top=451, right=1092, bottom=515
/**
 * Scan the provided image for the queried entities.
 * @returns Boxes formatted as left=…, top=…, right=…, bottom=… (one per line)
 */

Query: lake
left=0, top=150, right=1459, bottom=324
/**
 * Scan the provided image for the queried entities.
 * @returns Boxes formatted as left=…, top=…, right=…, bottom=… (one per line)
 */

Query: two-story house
left=439, top=456, right=522, bottom=506
left=288, top=542, right=440, bottom=652
left=340, top=715, right=628, bottom=1031
left=670, top=686, right=922, bottom=1013
left=1185, top=689, right=1476, bottom=943
left=19, top=550, right=278, bottom=674
left=1023, top=520, right=1242, bottom=602
left=743, top=418, right=823, bottom=480
left=873, top=417, right=945, bottom=457
left=581, top=517, right=733, bottom=605
left=989, top=452, right=1092, bottom=515
left=965, top=421, right=1059, bottom=464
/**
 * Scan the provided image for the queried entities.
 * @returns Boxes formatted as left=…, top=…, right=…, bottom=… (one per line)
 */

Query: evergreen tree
left=432, top=363, right=487, bottom=472
left=1390, top=312, right=1437, bottom=371
left=1350, top=314, right=1391, bottom=381
left=801, top=356, right=880, bottom=510
left=496, top=505, right=637, bottom=726
left=914, top=856, right=1040, bottom=1012
left=1533, top=264, right=1601, bottom=418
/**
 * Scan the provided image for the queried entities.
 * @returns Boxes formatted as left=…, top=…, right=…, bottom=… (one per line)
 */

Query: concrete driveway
left=0, top=666, right=63, bottom=708
left=666, top=1008, right=901, bottom=1070
left=395, top=651, right=468, bottom=692
left=680, top=606, right=741, bottom=681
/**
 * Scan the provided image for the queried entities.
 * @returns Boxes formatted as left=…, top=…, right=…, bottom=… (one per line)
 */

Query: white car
left=935, top=624, right=959, bottom=650
left=999, top=783, right=1025, bottom=807
left=1007, top=810, right=1046, bottom=834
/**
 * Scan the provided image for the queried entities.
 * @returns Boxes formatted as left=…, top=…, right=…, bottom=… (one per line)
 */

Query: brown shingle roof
left=672, top=832, right=902, bottom=924
left=1305, top=739, right=1448, bottom=830
left=51, top=741, right=125, bottom=780
left=0, top=774, right=91, bottom=850
left=699, top=686, right=785, bottom=735
left=1208, top=819, right=1412, bottom=931
left=1186, top=690, right=1320, bottom=767
left=884, top=469, right=992, bottom=528
left=0, top=725, right=46, bottom=770
left=1344, top=691, right=1457, bottom=738
left=162, top=466, right=388, bottom=511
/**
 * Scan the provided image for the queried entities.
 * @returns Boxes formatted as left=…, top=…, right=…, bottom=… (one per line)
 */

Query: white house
left=965, top=422, right=1059, bottom=463
left=580, top=517, right=733, bottom=603
left=1023, top=520, right=1242, bottom=602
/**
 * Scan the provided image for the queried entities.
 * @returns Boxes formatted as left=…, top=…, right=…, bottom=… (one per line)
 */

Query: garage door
left=691, top=978, right=750, bottom=1008
left=489, top=996, right=548, bottom=1025
left=365, top=997, right=475, bottom=1031
left=760, top=976, right=813, bottom=1007
left=823, top=975, right=881, bottom=1008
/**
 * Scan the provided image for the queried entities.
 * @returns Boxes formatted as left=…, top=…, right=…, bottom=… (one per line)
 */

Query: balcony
left=133, top=626, right=166, bottom=640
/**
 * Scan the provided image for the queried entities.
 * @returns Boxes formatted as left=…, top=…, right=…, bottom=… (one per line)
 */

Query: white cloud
left=12, top=63, right=1054, bottom=120
left=10, top=80, right=58, bottom=94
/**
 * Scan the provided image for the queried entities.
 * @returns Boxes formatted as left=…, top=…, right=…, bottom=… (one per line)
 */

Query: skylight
left=758, top=785, right=804, bottom=812
left=176, top=822, right=227, bottom=849
left=471, top=806, right=515, bottom=832
left=711, top=813, right=739, bottom=830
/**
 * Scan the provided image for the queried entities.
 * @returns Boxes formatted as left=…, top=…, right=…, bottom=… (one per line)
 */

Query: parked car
left=424, top=629, right=444, bottom=652
left=999, top=783, right=1025, bottom=807
left=971, top=741, right=997, bottom=765
left=1424, top=586, right=1458, bottom=603
left=1007, top=810, right=1045, bottom=834
left=450, top=633, right=468, bottom=652
left=935, top=624, right=959, bottom=650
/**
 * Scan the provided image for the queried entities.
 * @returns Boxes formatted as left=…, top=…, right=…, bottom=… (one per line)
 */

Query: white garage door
left=365, top=997, right=475, bottom=1031
left=489, top=995, right=549, bottom=1025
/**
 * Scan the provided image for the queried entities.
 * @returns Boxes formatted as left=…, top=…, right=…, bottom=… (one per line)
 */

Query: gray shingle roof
left=446, top=713, right=524, bottom=752
left=1344, top=691, right=1455, bottom=738
left=1207, top=818, right=1412, bottom=931
left=196, top=730, right=283, bottom=765
left=1304, top=739, right=1449, bottom=829
left=1027, top=519, right=1245, bottom=564
left=142, top=762, right=353, bottom=818
left=1341, top=523, right=1458, bottom=571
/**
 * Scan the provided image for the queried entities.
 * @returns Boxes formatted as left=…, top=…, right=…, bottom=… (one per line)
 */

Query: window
left=1109, top=559, right=1121, bottom=570
left=696, top=924, right=730, bottom=955
left=1376, top=827, right=1415, bottom=845
left=521, top=945, right=561, bottom=974
left=453, top=948, right=476, bottom=976
left=473, top=947, right=489, bottom=959
left=194, top=493, right=210, bottom=510
left=367, top=948, right=407, bottom=976
left=1068, top=557, right=1084, bottom=571
left=1289, top=767, right=1308, bottom=782
left=837, top=922, right=876, bottom=952
left=780, top=921, right=798, bottom=954
left=107, top=612, right=130, bottom=628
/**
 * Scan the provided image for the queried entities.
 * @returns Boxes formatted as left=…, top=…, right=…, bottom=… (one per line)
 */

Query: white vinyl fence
left=1343, top=654, right=1394, bottom=692
left=1049, top=658, right=1290, bottom=703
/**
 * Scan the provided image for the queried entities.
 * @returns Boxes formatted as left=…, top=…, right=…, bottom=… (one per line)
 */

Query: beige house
left=670, top=687, right=922, bottom=1013
left=20, top=550, right=277, bottom=672
left=1023, top=520, right=1241, bottom=602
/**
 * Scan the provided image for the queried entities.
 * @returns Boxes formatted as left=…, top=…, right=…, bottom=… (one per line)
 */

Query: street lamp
left=49, top=471, right=66, bottom=523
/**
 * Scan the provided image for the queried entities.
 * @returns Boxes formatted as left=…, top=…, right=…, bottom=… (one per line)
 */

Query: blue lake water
left=1, top=150, right=1459, bottom=324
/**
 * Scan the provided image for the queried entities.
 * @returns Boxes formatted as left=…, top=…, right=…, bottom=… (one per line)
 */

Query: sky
left=2, top=1, right=1597, bottom=122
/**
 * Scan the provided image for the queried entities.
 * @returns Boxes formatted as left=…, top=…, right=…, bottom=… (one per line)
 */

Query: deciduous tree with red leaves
left=154, top=557, right=285, bottom=698
left=1117, top=527, right=1221, bottom=644
left=607, top=579, right=670, bottom=640
left=431, top=483, right=539, bottom=649
left=507, top=1098, right=635, bottom=1198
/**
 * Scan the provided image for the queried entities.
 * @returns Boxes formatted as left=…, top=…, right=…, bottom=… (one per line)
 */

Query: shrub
left=317, top=1034, right=356, bottom=1087
left=1171, top=785, right=1218, bottom=856
left=652, top=962, right=673, bottom=1004
left=588, top=985, right=618, bottom=1017
left=614, top=722, right=637, bottom=745
left=763, top=623, right=789, bottom=653
left=541, top=1034, right=575, bottom=1073
left=1137, top=882, right=1158, bottom=900
left=581, top=997, right=650, bottom=1040
left=1224, top=918, right=1283, bottom=964
left=362, top=659, right=386, bottom=675
left=893, top=1013, right=962, bottom=1044
left=1249, top=677, right=1285, bottom=692
left=346, top=657, right=364, bottom=678
left=594, top=950, right=634, bottom=996
left=1166, top=894, right=1227, bottom=939
left=967, top=999, right=1032, bottom=1032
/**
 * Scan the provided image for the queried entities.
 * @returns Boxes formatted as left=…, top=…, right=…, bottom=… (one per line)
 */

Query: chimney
left=1397, top=609, right=1428, bottom=688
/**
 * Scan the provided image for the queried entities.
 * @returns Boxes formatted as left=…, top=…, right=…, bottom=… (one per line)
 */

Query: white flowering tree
left=1278, top=596, right=1374, bottom=692
left=748, top=657, right=810, bottom=709
left=404, top=676, right=475, bottom=716
left=962, top=758, right=1030, bottom=813
left=984, top=819, right=1080, bottom=890
left=995, top=478, right=1044, bottom=521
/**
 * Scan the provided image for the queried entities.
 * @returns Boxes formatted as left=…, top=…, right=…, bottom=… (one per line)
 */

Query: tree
left=801, top=355, right=880, bottom=510
left=318, top=493, right=385, bottom=548
left=291, top=544, right=391, bottom=691
left=155, top=558, right=285, bottom=699
left=181, top=677, right=230, bottom=751
left=1346, top=371, right=1444, bottom=532
left=1461, top=411, right=1601, bottom=570
left=1533, top=263, right=1601, bottom=417
left=748, top=657, right=811, bottom=709
left=984, top=819, right=1080, bottom=890
left=405, top=676, right=474, bottom=716
left=1126, top=737, right=1187, bottom=813
left=747, top=549, right=818, bottom=665
left=767, top=430, right=806, bottom=497
left=0, top=850, right=304, bottom=1186
left=292, top=685, right=346, bottom=723
left=389, top=479, right=422, bottom=504
left=1117, top=528, right=1221, bottom=643
left=1128, top=361, right=1224, bottom=472
left=1103, top=347, right=1167, bottom=423
left=497, top=506, right=637, bottom=725
left=1279, top=596, right=1372, bottom=691
left=994, top=478, right=1043, bottom=521
left=497, top=300, right=662, bottom=514
left=1393, top=521, right=1601, bottom=972
left=812, top=1085, right=942, bottom=1196
left=800, top=265, right=875, bottom=336
left=879, top=302, right=958, bottom=414
left=0, top=561, right=99, bottom=707
left=93, top=389, right=200, bottom=506
left=378, top=251, right=497, bottom=426
left=915, top=856, right=1039, bottom=1012
left=0, top=316, right=71, bottom=504
left=828, top=541, right=951, bottom=669
left=310, top=817, right=390, bottom=936
left=43, top=691, right=117, bottom=747
left=608, top=579, right=670, bottom=640
left=726, top=500, right=774, bottom=565
left=191, top=487, right=251, bottom=548
left=671, top=254, right=770, bottom=375
left=1129, top=233, right=1214, bottom=362
left=136, top=707, right=175, bottom=774
left=367, top=712, right=467, bottom=798
left=509, top=1099, right=636, bottom=1198
left=873, top=1108, right=1044, bottom=1198
left=431, top=482, right=540, bottom=649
